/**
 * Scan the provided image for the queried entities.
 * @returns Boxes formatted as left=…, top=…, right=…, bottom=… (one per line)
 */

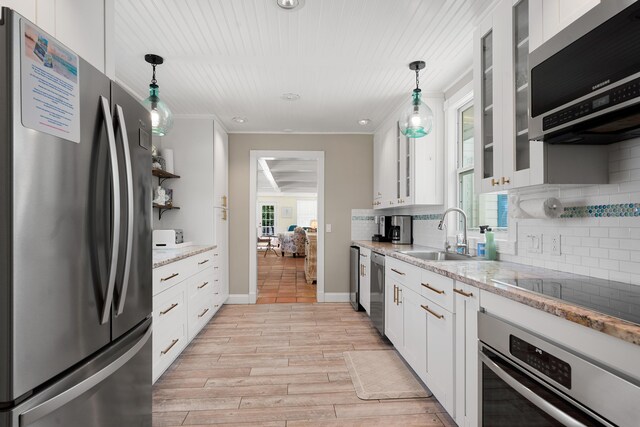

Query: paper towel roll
left=162, top=148, right=174, bottom=173
left=517, top=197, right=563, bottom=219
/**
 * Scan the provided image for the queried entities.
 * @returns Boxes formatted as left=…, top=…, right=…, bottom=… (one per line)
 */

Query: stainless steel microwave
left=529, top=0, right=640, bottom=145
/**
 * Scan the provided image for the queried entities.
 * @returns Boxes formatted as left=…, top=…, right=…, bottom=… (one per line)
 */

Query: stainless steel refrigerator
left=0, top=8, right=152, bottom=426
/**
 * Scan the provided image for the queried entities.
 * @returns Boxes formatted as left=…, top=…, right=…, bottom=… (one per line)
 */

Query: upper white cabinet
left=474, top=0, right=601, bottom=194
left=529, top=0, right=600, bottom=51
left=372, top=96, right=444, bottom=209
left=2, top=0, right=114, bottom=76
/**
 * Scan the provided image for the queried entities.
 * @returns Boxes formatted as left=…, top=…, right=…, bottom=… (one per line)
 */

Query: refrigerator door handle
left=18, top=325, right=152, bottom=426
left=100, top=96, right=121, bottom=325
left=114, top=104, right=134, bottom=316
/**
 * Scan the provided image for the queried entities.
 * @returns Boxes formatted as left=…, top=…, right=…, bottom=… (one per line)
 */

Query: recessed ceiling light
left=281, top=93, right=300, bottom=101
left=276, top=0, right=305, bottom=10
left=232, top=116, right=248, bottom=123
left=358, top=119, right=371, bottom=126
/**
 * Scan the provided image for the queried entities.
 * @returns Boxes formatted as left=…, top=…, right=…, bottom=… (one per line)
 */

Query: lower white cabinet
left=359, top=248, right=371, bottom=313
left=384, top=257, right=461, bottom=418
left=454, top=282, right=480, bottom=427
left=152, top=249, right=226, bottom=383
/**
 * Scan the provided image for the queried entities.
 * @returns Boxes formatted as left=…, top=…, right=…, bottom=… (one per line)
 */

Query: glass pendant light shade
left=399, top=89, right=433, bottom=138
left=142, top=54, right=173, bottom=136
left=142, top=84, right=173, bottom=136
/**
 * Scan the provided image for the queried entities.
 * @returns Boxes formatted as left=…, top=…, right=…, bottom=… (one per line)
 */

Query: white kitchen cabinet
left=385, top=280, right=404, bottom=349
left=475, top=0, right=601, bottom=193
left=424, top=299, right=455, bottom=415
left=401, top=287, right=428, bottom=382
left=372, top=98, right=444, bottom=209
left=2, top=0, right=114, bottom=76
left=359, top=247, right=371, bottom=313
left=453, top=282, right=480, bottom=427
left=529, top=0, right=600, bottom=51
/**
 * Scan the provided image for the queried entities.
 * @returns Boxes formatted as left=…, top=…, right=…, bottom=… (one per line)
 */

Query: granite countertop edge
left=153, top=245, right=217, bottom=269
left=353, top=240, right=640, bottom=347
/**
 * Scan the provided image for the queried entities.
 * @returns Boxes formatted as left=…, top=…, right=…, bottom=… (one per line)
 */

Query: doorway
left=249, top=151, right=325, bottom=304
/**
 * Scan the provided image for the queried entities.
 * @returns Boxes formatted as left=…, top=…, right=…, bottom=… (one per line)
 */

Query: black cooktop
left=493, top=278, right=640, bottom=325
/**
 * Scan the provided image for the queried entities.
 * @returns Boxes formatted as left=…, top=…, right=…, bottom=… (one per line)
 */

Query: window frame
left=258, top=202, right=277, bottom=236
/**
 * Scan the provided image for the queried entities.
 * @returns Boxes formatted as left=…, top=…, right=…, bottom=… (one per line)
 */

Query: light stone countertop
left=353, top=240, right=640, bottom=347
left=153, top=245, right=217, bottom=269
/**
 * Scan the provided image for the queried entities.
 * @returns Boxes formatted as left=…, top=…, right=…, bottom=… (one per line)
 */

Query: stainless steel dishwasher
left=369, top=252, right=385, bottom=336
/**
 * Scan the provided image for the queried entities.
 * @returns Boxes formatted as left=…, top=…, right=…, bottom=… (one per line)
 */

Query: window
left=296, top=200, right=317, bottom=228
left=259, top=203, right=276, bottom=235
left=457, top=102, right=508, bottom=229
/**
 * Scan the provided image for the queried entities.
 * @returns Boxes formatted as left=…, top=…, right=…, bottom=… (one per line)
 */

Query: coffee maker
left=372, top=215, right=392, bottom=242
left=391, top=215, right=412, bottom=244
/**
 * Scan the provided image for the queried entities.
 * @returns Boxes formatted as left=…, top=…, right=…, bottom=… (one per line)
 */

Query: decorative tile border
left=561, top=203, right=640, bottom=218
left=351, top=215, right=376, bottom=221
left=413, top=214, right=442, bottom=221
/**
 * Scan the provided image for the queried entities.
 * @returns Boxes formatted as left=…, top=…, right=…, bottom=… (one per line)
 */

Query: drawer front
left=386, top=257, right=421, bottom=294
left=193, top=250, right=216, bottom=272
left=420, top=269, right=454, bottom=312
left=153, top=321, right=187, bottom=383
left=153, top=282, right=187, bottom=331
left=188, top=294, right=213, bottom=341
left=188, top=268, right=216, bottom=299
left=153, top=259, right=191, bottom=296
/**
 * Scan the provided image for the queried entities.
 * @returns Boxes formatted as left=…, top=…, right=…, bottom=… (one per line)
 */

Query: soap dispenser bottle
left=485, top=227, right=497, bottom=261
left=478, top=225, right=488, bottom=257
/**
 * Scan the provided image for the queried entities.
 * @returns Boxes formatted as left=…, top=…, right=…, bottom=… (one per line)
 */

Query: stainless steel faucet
left=437, top=208, right=468, bottom=255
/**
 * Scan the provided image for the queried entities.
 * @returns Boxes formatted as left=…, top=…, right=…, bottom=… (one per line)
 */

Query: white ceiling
left=258, top=158, right=317, bottom=194
left=114, top=0, right=493, bottom=133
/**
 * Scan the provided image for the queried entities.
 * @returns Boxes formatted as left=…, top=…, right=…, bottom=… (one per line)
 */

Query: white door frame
left=249, top=150, right=325, bottom=303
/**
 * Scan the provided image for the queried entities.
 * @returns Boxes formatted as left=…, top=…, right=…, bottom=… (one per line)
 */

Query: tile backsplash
left=503, top=138, right=640, bottom=286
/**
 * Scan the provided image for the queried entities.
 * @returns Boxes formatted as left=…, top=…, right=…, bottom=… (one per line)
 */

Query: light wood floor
left=257, top=252, right=316, bottom=304
left=152, top=303, right=456, bottom=426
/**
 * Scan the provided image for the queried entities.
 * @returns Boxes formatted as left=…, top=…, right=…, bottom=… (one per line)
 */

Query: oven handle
left=479, top=351, right=589, bottom=427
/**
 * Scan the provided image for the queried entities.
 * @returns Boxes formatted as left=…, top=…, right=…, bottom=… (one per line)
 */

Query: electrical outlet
left=550, top=233, right=561, bottom=256
left=326, top=224, right=332, bottom=233
left=526, top=233, right=543, bottom=254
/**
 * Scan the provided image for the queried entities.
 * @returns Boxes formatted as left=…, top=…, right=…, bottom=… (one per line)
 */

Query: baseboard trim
left=323, top=292, right=350, bottom=303
left=226, top=294, right=251, bottom=304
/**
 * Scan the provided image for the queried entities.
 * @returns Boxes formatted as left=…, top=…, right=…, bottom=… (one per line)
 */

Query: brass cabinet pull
left=421, top=304, right=444, bottom=319
left=198, top=281, right=209, bottom=289
left=160, top=303, right=178, bottom=315
left=491, top=178, right=499, bottom=187
left=421, top=282, right=444, bottom=295
left=160, top=272, right=179, bottom=282
left=361, top=254, right=368, bottom=258
left=214, top=292, right=219, bottom=295
left=161, top=338, right=179, bottom=355
left=390, top=268, right=405, bottom=276
left=198, top=308, right=210, bottom=318
left=453, top=288, right=474, bottom=298
left=397, top=288, right=402, bottom=305
left=363, top=265, right=366, bottom=276
left=214, top=253, right=219, bottom=256
left=198, top=259, right=209, bottom=265
left=222, top=210, right=227, bottom=221
left=501, top=176, right=510, bottom=185
left=393, top=285, right=397, bottom=303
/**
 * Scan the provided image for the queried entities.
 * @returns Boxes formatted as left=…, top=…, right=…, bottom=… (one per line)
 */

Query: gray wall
left=228, top=133, right=373, bottom=295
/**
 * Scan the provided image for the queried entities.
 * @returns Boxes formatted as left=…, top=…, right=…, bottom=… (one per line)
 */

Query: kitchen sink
left=398, top=250, right=482, bottom=261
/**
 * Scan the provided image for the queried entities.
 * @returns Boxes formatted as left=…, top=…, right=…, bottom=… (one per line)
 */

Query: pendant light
left=142, top=54, right=173, bottom=136
left=399, top=61, right=433, bottom=138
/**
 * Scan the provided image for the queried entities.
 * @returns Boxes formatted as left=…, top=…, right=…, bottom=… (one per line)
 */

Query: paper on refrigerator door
left=20, top=20, right=80, bottom=143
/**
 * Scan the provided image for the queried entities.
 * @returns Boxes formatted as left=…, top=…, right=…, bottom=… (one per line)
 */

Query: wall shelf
left=153, top=203, right=180, bottom=220
left=152, top=168, right=181, bottom=186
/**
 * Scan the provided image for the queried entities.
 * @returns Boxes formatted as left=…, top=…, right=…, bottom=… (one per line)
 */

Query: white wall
left=154, top=118, right=215, bottom=244
left=1, top=0, right=114, bottom=76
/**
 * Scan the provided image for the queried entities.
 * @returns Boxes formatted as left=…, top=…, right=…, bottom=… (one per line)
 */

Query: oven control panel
left=510, top=335, right=572, bottom=389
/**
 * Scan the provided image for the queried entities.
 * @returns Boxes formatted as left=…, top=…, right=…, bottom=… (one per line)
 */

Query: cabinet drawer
left=153, top=282, right=186, bottom=331
left=419, top=269, right=454, bottom=312
left=188, top=268, right=216, bottom=299
left=153, top=321, right=187, bottom=383
left=192, top=250, right=216, bottom=272
left=153, top=258, right=191, bottom=296
left=188, top=294, right=213, bottom=341
left=386, top=257, right=420, bottom=290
